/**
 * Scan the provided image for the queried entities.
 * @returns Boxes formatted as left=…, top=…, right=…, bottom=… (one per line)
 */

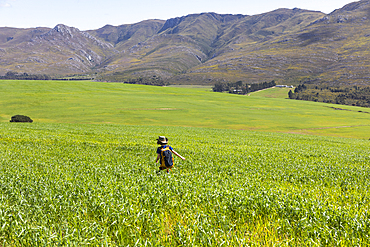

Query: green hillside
left=1, top=80, right=369, bottom=139
left=248, top=86, right=292, bottom=98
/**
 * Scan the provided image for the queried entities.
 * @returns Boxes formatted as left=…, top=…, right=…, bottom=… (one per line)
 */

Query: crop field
left=0, top=80, right=370, bottom=245
left=0, top=123, right=369, bottom=246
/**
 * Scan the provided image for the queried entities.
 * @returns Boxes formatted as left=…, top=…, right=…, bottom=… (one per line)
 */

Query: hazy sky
left=0, top=0, right=357, bottom=30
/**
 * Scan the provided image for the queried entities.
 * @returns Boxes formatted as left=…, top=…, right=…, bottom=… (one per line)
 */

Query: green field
left=0, top=123, right=369, bottom=245
left=0, top=80, right=369, bottom=139
left=0, top=80, right=370, bottom=245
left=248, top=87, right=292, bottom=99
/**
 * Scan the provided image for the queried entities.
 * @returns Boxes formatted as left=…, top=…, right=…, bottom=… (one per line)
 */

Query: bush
left=10, top=115, right=33, bottom=123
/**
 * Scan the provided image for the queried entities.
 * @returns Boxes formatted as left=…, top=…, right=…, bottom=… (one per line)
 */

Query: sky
left=0, top=0, right=358, bottom=30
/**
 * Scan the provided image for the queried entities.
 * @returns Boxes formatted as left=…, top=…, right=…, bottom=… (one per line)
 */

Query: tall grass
left=0, top=123, right=369, bottom=245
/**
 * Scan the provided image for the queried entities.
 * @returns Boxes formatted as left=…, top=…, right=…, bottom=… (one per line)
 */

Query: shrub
left=10, top=115, right=33, bottom=123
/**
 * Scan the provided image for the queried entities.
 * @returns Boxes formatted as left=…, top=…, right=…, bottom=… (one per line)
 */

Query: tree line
left=0, top=71, right=51, bottom=80
left=121, top=76, right=168, bottom=86
left=212, top=80, right=276, bottom=94
left=97, top=74, right=169, bottom=86
left=288, top=83, right=370, bottom=107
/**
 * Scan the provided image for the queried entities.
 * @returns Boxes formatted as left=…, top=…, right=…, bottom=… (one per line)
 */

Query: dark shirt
left=157, top=145, right=173, bottom=154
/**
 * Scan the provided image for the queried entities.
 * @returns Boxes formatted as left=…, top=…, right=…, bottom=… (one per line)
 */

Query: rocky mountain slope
left=1, top=0, right=370, bottom=85
left=187, top=0, right=370, bottom=85
left=0, top=24, right=114, bottom=75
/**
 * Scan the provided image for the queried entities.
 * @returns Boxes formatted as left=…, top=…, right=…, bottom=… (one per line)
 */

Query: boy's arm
left=155, top=153, right=161, bottom=163
left=171, top=150, right=186, bottom=160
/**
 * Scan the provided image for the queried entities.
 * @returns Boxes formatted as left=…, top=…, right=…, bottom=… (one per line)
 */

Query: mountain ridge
left=1, top=0, right=370, bottom=85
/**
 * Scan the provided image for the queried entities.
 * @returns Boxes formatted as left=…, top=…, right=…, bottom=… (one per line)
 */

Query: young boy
left=155, top=136, right=185, bottom=173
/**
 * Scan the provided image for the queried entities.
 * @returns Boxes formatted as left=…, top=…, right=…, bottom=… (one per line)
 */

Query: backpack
left=160, top=146, right=174, bottom=168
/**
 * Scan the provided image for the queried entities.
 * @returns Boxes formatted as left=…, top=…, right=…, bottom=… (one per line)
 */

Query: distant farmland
left=0, top=80, right=369, bottom=139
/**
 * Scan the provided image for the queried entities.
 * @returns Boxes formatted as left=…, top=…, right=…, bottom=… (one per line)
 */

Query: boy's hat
left=157, top=136, right=168, bottom=144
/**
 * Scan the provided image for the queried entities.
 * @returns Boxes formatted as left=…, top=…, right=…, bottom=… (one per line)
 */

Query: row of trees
left=98, top=73, right=169, bottom=86
left=0, top=71, right=51, bottom=80
left=213, top=80, right=276, bottom=94
left=288, top=83, right=370, bottom=107
left=121, top=76, right=168, bottom=86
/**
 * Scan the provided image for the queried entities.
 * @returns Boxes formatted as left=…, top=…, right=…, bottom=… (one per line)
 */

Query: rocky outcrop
left=157, top=17, right=185, bottom=33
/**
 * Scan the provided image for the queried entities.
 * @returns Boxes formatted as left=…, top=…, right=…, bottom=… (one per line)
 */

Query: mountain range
left=1, top=0, right=370, bottom=85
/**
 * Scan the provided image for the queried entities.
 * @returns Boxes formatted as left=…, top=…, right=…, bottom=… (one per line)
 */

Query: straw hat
left=157, top=136, right=168, bottom=144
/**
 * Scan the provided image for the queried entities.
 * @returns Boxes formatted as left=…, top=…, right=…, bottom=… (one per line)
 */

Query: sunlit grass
left=0, top=123, right=369, bottom=245
left=249, top=86, right=292, bottom=98
left=0, top=80, right=369, bottom=139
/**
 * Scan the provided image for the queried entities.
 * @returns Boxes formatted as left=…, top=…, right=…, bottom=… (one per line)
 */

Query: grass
left=1, top=80, right=370, bottom=245
left=0, top=80, right=369, bottom=139
left=249, top=86, right=293, bottom=98
left=168, top=85, right=213, bottom=91
left=0, top=123, right=369, bottom=245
